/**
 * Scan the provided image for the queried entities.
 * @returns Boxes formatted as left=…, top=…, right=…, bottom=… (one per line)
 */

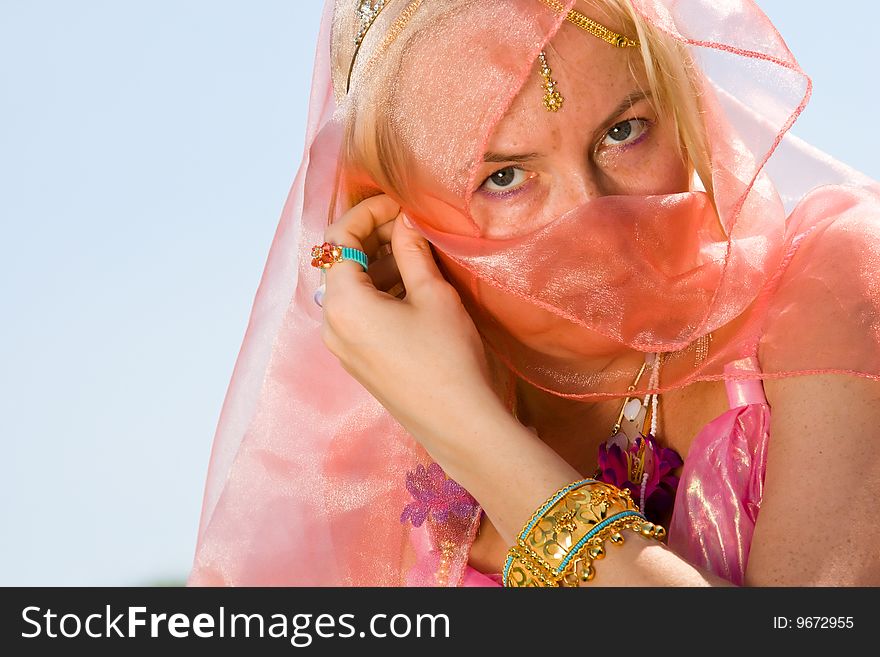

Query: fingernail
left=402, top=213, right=413, bottom=228
left=313, top=284, right=325, bottom=308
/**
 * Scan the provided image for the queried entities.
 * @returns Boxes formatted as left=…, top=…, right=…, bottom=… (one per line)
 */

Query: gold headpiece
left=344, top=0, right=641, bottom=111
left=540, top=0, right=641, bottom=48
left=537, top=1, right=640, bottom=112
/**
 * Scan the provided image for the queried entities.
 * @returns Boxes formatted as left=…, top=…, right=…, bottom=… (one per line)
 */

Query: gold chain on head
left=539, top=0, right=640, bottom=48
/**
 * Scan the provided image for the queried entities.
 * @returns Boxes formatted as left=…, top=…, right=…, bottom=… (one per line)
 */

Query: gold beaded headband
left=345, top=0, right=640, bottom=95
left=539, top=0, right=640, bottom=49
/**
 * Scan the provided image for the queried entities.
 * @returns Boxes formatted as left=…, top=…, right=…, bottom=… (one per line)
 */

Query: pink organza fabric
left=189, top=0, right=880, bottom=587
left=667, top=354, right=770, bottom=586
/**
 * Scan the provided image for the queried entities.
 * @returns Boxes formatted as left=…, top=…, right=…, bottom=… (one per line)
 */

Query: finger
left=323, top=195, right=400, bottom=292
left=316, top=225, right=394, bottom=302
left=324, top=194, right=399, bottom=259
left=390, top=212, right=446, bottom=303
left=339, top=219, right=394, bottom=262
left=367, top=251, right=402, bottom=292
left=361, top=220, right=395, bottom=261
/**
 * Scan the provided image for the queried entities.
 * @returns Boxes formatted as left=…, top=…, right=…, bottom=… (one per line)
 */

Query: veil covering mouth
left=189, top=0, right=880, bottom=586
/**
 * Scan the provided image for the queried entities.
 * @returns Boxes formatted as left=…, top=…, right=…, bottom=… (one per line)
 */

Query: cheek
left=472, top=279, right=628, bottom=360
left=434, top=249, right=620, bottom=359
left=469, top=183, right=551, bottom=238
left=434, top=249, right=558, bottom=344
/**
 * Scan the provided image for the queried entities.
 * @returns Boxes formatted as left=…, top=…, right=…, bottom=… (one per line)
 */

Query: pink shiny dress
left=456, top=354, right=771, bottom=587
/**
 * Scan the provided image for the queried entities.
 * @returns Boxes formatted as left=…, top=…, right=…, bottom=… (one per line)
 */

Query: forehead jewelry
left=535, top=2, right=640, bottom=113
left=346, top=0, right=389, bottom=93
left=539, top=51, right=564, bottom=112
left=539, top=0, right=640, bottom=48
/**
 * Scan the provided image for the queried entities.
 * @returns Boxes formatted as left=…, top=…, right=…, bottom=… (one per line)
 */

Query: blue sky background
left=1, top=1, right=877, bottom=585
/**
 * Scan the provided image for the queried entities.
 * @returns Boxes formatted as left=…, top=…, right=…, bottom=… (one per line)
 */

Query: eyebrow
left=600, top=90, right=652, bottom=131
left=482, top=151, right=542, bottom=163
left=481, top=89, right=653, bottom=163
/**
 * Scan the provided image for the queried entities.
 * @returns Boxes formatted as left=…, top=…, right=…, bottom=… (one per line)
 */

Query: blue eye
left=601, top=118, right=650, bottom=147
left=481, top=166, right=530, bottom=193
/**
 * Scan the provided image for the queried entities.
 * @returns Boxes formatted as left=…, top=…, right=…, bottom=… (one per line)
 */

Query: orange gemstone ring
left=310, top=241, right=369, bottom=272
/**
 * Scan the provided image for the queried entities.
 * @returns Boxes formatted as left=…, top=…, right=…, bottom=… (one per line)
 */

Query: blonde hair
left=613, top=0, right=713, bottom=199
left=330, top=0, right=712, bottom=222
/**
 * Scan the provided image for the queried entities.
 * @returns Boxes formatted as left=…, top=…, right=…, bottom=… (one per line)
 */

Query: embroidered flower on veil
left=400, top=462, right=479, bottom=527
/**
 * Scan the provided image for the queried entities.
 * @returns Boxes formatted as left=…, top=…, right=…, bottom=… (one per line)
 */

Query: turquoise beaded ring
left=310, top=241, right=369, bottom=272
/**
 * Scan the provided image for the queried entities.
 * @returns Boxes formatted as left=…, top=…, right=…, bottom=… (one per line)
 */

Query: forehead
left=489, top=17, right=643, bottom=149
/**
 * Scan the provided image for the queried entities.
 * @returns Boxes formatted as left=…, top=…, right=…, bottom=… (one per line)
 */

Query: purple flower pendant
left=596, top=432, right=683, bottom=523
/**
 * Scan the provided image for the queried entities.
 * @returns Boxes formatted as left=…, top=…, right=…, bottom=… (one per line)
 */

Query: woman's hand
left=319, top=194, right=501, bottom=446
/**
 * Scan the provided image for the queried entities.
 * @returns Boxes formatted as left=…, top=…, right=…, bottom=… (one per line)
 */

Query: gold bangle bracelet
left=502, top=478, right=666, bottom=587
left=558, top=515, right=666, bottom=587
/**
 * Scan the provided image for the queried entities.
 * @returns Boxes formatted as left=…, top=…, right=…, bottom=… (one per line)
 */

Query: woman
left=190, top=0, right=880, bottom=586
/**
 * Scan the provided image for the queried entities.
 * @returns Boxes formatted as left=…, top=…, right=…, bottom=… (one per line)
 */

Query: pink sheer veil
left=189, top=0, right=880, bottom=586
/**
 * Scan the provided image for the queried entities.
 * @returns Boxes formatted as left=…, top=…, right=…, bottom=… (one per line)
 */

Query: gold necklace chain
left=511, top=333, right=712, bottom=436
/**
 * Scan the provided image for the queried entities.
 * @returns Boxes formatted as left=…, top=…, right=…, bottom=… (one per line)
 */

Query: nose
left=554, top=159, right=606, bottom=209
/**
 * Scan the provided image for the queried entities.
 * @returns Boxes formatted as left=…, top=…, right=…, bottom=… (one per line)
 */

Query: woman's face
left=469, top=17, right=690, bottom=238
left=415, top=7, right=692, bottom=361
